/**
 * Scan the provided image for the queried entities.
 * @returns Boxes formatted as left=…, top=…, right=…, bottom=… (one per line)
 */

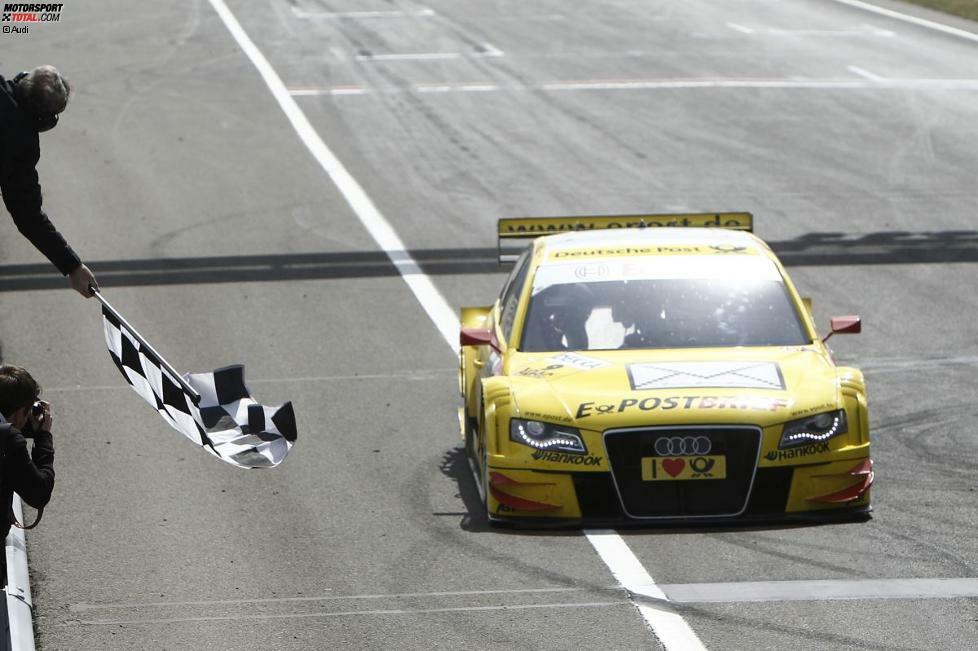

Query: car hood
left=505, top=347, right=841, bottom=428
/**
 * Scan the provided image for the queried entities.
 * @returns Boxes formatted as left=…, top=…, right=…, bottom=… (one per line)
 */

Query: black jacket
left=0, top=73, right=80, bottom=275
left=0, top=423, right=55, bottom=542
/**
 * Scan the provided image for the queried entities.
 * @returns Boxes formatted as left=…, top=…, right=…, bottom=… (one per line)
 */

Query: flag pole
left=91, top=287, right=202, bottom=404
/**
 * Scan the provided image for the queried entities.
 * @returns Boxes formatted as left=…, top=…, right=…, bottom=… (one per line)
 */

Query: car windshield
left=520, top=255, right=810, bottom=352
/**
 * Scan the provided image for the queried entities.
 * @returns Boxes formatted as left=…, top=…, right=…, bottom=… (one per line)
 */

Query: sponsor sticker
left=789, top=402, right=836, bottom=418
left=576, top=395, right=791, bottom=418
left=553, top=246, right=704, bottom=259
left=521, top=410, right=572, bottom=424
left=547, top=352, right=611, bottom=370
left=710, top=244, right=748, bottom=254
left=641, top=455, right=727, bottom=481
left=628, top=361, right=785, bottom=391
left=765, top=441, right=830, bottom=462
left=498, top=213, right=753, bottom=236
left=532, top=450, right=603, bottom=466
left=515, top=364, right=563, bottom=379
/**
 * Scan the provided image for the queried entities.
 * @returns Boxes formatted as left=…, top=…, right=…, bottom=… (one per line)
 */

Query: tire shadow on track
left=3, top=230, right=978, bottom=292
left=436, top=446, right=574, bottom=537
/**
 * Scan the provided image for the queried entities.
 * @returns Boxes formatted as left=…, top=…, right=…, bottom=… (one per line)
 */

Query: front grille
left=572, top=473, right=624, bottom=519
left=745, top=467, right=794, bottom=515
left=603, top=426, right=761, bottom=518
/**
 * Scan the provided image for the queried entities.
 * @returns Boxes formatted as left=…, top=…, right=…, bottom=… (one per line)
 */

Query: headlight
left=510, top=419, right=587, bottom=454
left=778, top=410, right=847, bottom=449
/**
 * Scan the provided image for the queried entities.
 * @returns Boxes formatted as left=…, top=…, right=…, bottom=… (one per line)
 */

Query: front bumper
left=486, top=457, right=873, bottom=526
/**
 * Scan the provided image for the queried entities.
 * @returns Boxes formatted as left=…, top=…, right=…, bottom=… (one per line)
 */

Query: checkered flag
left=99, top=298, right=297, bottom=469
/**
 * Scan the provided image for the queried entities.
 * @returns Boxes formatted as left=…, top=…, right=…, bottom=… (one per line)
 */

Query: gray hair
left=16, top=65, right=71, bottom=115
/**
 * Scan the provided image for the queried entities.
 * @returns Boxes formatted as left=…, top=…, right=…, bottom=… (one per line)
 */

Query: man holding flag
left=1, top=65, right=98, bottom=296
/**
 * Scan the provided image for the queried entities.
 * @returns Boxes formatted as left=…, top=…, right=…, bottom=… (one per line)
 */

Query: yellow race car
left=459, top=213, right=872, bottom=525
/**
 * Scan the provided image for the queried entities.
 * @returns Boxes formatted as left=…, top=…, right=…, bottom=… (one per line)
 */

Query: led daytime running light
left=510, top=419, right=586, bottom=454
left=514, top=427, right=577, bottom=449
left=778, top=409, right=848, bottom=449
left=783, top=415, right=842, bottom=443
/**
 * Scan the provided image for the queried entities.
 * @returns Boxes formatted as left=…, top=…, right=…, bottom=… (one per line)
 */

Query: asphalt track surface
left=3, top=0, right=978, bottom=649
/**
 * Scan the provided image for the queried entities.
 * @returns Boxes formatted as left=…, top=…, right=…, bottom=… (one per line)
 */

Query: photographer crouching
left=0, top=365, right=55, bottom=584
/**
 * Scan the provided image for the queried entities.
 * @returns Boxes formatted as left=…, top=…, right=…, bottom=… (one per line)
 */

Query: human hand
left=31, top=400, right=52, bottom=433
left=68, top=264, right=98, bottom=297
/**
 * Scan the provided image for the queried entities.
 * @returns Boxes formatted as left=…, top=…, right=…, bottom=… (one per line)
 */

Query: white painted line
left=541, top=79, right=867, bottom=90
left=291, top=7, right=436, bottom=20
left=356, top=52, right=440, bottom=62
left=759, top=27, right=894, bottom=37
left=43, top=370, right=451, bottom=394
left=662, top=578, right=978, bottom=603
left=457, top=84, right=500, bottom=92
left=207, top=0, right=460, bottom=354
left=828, top=0, right=978, bottom=43
left=585, top=531, right=667, bottom=599
left=357, top=51, right=462, bottom=62
left=476, top=42, right=505, bottom=57
left=288, top=76, right=978, bottom=97
left=726, top=22, right=892, bottom=37
left=71, top=586, right=608, bottom=611
left=586, top=530, right=707, bottom=651
left=65, top=601, right=628, bottom=626
left=414, top=85, right=454, bottom=94
left=416, top=83, right=500, bottom=93
left=355, top=43, right=503, bottom=62
left=208, top=0, right=703, bottom=646
left=848, top=65, right=886, bottom=81
left=862, top=23, right=897, bottom=37
left=727, top=22, right=755, bottom=34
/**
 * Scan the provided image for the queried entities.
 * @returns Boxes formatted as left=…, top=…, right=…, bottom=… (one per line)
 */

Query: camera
left=20, top=402, right=44, bottom=438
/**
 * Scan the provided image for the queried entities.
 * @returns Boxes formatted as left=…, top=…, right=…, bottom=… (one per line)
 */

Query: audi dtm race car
left=458, top=213, right=872, bottom=525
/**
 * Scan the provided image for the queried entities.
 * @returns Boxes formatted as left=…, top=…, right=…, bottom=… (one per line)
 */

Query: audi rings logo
left=574, top=263, right=609, bottom=280
left=654, top=436, right=711, bottom=456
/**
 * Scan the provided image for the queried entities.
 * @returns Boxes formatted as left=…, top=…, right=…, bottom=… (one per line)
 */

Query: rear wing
left=496, top=212, right=753, bottom=263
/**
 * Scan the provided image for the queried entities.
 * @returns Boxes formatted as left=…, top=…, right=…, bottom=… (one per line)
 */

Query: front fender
left=837, top=366, right=869, bottom=445
left=481, top=376, right=513, bottom=456
left=459, top=305, right=492, bottom=415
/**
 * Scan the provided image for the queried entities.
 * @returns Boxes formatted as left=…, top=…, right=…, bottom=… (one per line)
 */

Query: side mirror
left=460, top=327, right=494, bottom=347
left=823, top=315, right=861, bottom=342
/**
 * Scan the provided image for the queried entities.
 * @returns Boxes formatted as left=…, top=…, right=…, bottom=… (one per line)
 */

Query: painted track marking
left=848, top=65, right=886, bottom=81
left=661, top=578, right=978, bottom=603
left=287, top=76, right=978, bottom=96
left=62, top=601, right=628, bottom=626
left=206, top=0, right=459, bottom=354
left=828, top=0, right=978, bottom=43
left=69, top=576, right=978, bottom=613
left=587, top=530, right=706, bottom=650
left=206, top=0, right=695, bottom=646
left=70, top=586, right=607, bottom=611
left=727, top=22, right=755, bottom=34
left=291, top=7, right=436, bottom=20
left=355, top=44, right=503, bottom=62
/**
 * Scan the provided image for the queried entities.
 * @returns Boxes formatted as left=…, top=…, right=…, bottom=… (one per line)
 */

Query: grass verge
left=900, top=0, right=978, bottom=22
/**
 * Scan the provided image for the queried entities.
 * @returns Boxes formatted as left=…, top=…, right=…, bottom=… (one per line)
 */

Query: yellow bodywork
left=460, top=222, right=871, bottom=524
